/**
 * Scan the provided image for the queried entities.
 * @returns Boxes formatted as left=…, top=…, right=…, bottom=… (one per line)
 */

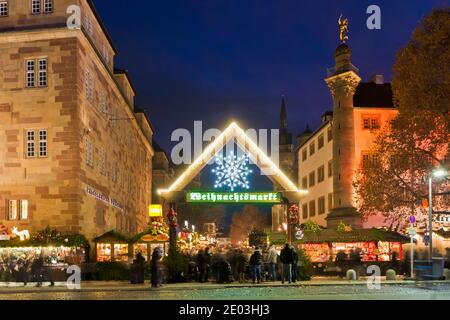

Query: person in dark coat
left=280, top=244, right=294, bottom=284
left=150, top=247, right=163, bottom=288
left=249, top=248, right=263, bottom=284
left=335, top=250, right=348, bottom=278
left=291, top=246, right=299, bottom=283
left=203, top=247, right=212, bottom=282
left=196, top=249, right=207, bottom=283
left=236, top=250, right=247, bottom=283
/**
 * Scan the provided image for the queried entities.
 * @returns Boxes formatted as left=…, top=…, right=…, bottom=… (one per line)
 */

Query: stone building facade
left=0, top=0, right=154, bottom=241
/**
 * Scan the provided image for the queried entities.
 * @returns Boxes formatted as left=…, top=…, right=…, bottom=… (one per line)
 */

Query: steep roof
left=354, top=82, right=395, bottom=108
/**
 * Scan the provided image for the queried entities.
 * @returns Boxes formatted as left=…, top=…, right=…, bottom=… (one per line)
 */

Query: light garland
left=212, top=153, right=253, bottom=191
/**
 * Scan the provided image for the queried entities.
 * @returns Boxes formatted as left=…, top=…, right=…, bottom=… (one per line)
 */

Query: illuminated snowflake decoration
left=212, top=153, right=253, bottom=191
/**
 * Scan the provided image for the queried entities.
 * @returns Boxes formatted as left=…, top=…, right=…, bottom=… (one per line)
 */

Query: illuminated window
left=38, top=58, right=47, bottom=87
left=85, top=136, right=93, bottom=167
left=309, top=142, right=315, bottom=156
left=26, top=130, right=36, bottom=157
left=309, top=171, right=315, bottom=187
left=302, top=204, right=308, bottom=219
left=31, top=0, right=40, bottom=14
left=362, top=116, right=380, bottom=130
left=7, top=200, right=28, bottom=221
left=318, top=165, right=325, bottom=183
left=328, top=193, right=333, bottom=211
left=96, top=243, right=111, bottom=262
left=43, top=0, right=52, bottom=13
left=309, top=200, right=316, bottom=217
left=8, top=200, right=17, bottom=220
left=25, top=60, right=35, bottom=88
left=20, top=200, right=28, bottom=220
left=0, top=2, right=8, bottom=17
left=39, top=129, right=47, bottom=157
left=318, top=134, right=324, bottom=150
left=318, top=197, right=326, bottom=215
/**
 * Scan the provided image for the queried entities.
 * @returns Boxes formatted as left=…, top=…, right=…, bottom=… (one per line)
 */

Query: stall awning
left=295, top=228, right=411, bottom=244
left=93, top=230, right=130, bottom=244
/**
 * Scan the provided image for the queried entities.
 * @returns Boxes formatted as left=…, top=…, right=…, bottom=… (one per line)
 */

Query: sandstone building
left=0, top=0, right=154, bottom=241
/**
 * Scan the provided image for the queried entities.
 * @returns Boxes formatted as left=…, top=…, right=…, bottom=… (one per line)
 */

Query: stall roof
left=93, top=230, right=130, bottom=243
left=296, top=228, right=411, bottom=244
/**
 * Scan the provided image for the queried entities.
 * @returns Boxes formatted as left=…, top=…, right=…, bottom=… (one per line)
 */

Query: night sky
left=93, top=0, right=446, bottom=153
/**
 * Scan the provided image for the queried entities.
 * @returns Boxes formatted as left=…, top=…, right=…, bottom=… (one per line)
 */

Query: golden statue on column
left=338, top=14, right=349, bottom=43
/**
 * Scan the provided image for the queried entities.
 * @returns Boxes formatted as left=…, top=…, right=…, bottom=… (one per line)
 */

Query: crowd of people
left=0, top=251, right=55, bottom=286
left=184, top=244, right=305, bottom=284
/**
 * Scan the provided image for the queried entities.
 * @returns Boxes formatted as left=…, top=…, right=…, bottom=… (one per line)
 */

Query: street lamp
left=428, top=168, right=449, bottom=261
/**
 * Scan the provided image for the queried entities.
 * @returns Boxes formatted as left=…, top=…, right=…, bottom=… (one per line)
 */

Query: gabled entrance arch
left=158, top=122, right=308, bottom=202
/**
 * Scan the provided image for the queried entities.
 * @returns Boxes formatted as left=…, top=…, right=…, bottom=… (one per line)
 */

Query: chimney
left=370, top=74, right=384, bottom=85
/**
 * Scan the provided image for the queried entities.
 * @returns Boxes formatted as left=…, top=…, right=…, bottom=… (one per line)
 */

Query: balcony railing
left=327, top=63, right=360, bottom=77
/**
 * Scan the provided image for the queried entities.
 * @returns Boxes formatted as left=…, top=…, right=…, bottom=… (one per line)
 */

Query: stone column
left=325, top=44, right=362, bottom=229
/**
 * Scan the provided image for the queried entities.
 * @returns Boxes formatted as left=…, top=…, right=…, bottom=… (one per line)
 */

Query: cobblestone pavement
left=1, top=282, right=450, bottom=300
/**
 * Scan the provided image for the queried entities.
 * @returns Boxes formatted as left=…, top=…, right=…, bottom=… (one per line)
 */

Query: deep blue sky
left=94, top=0, right=446, bottom=152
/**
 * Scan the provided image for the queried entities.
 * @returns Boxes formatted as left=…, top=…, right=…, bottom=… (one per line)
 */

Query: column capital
left=325, top=71, right=361, bottom=97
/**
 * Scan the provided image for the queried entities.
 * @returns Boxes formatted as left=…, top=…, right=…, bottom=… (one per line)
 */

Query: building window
left=302, top=176, right=308, bottom=190
left=8, top=200, right=28, bottom=220
left=318, top=197, right=326, bottom=215
left=26, top=129, right=48, bottom=158
left=309, top=171, right=316, bottom=188
left=309, top=201, right=316, bottom=217
left=8, top=200, right=17, bottom=220
left=362, top=152, right=379, bottom=169
left=39, top=130, right=47, bottom=157
left=309, top=142, right=315, bottom=156
left=20, top=200, right=28, bottom=220
left=85, top=14, right=93, bottom=36
left=85, top=70, right=93, bottom=102
left=26, top=130, right=36, bottom=157
left=31, top=0, right=41, bottom=14
left=327, top=126, right=333, bottom=142
left=98, top=94, right=107, bottom=115
left=318, top=165, right=325, bottom=183
left=302, top=204, right=308, bottom=219
left=362, top=116, right=380, bottom=130
left=0, top=2, right=8, bottom=17
left=328, top=193, right=333, bottom=211
left=318, top=134, right=324, bottom=150
left=38, top=58, right=47, bottom=87
left=85, top=136, right=94, bottom=167
left=25, top=60, right=35, bottom=88
left=43, top=0, right=53, bottom=13
left=302, top=149, right=307, bottom=162
left=328, top=160, right=333, bottom=178
left=99, top=148, right=106, bottom=176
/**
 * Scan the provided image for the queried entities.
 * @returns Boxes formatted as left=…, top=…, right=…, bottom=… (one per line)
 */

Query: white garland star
left=212, top=153, right=253, bottom=191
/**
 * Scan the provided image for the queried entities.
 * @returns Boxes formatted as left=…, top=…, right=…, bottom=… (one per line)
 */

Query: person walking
left=150, top=247, right=163, bottom=288
left=203, top=247, right=212, bottom=282
left=249, top=248, right=263, bottom=284
left=267, top=245, right=278, bottom=282
left=280, top=243, right=294, bottom=284
left=31, top=254, right=44, bottom=287
left=196, top=249, right=206, bottom=283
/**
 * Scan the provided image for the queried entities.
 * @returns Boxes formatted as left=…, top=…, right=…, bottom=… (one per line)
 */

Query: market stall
left=295, top=228, right=411, bottom=263
left=94, top=231, right=131, bottom=262
left=132, top=217, right=170, bottom=261
left=0, top=226, right=88, bottom=282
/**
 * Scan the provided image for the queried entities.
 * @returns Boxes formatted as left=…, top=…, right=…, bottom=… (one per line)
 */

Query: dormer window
left=31, top=0, right=41, bottom=14
left=0, top=2, right=8, bottom=17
